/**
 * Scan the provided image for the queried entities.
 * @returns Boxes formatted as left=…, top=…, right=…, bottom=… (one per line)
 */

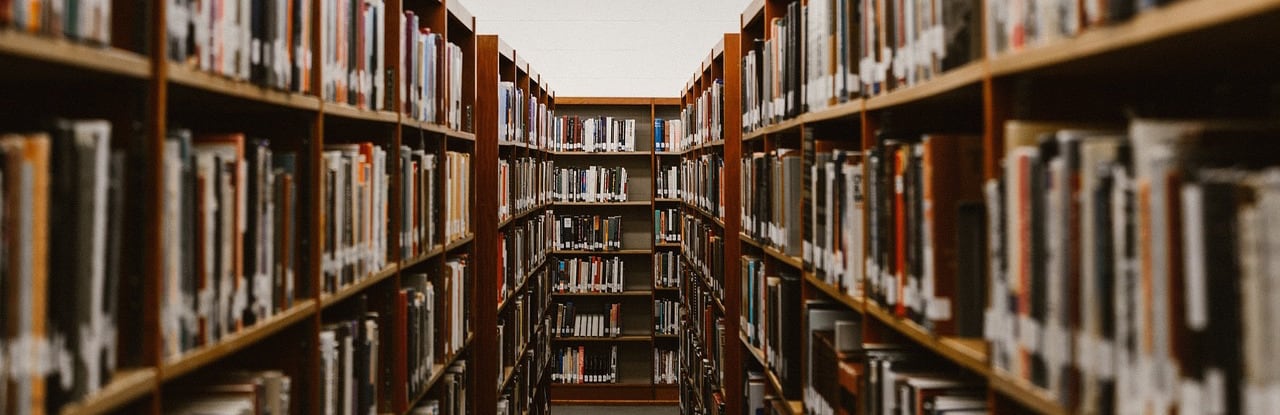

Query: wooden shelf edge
left=863, top=303, right=990, bottom=376
left=498, top=257, right=548, bottom=313
left=401, top=245, right=445, bottom=268
left=551, top=336, right=653, bottom=342
left=323, top=103, right=399, bottom=123
left=58, top=368, right=156, bottom=415
left=865, top=62, right=984, bottom=111
left=167, top=63, right=321, bottom=111
left=802, top=272, right=865, bottom=313
left=551, top=249, right=653, bottom=255
left=444, top=234, right=474, bottom=252
left=683, top=201, right=726, bottom=228
left=322, top=264, right=399, bottom=308
left=161, top=300, right=318, bottom=381
left=550, top=290, right=652, bottom=297
left=404, top=119, right=475, bottom=141
left=551, top=201, right=651, bottom=206
left=0, top=31, right=151, bottom=79
left=408, top=333, right=475, bottom=411
left=549, top=151, right=651, bottom=156
left=499, top=203, right=548, bottom=229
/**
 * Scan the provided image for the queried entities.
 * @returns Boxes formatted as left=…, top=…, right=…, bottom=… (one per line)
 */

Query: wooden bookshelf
left=161, top=300, right=318, bottom=382
left=0, top=31, right=151, bottom=79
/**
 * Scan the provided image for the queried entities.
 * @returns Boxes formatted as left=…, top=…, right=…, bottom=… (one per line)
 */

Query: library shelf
left=652, top=286, right=681, bottom=293
left=498, top=202, right=549, bottom=228
left=742, top=97, right=864, bottom=142
left=653, top=198, right=682, bottom=203
left=58, top=368, right=157, bottom=415
left=550, top=291, right=653, bottom=297
left=166, top=63, right=321, bottom=111
left=551, top=249, right=654, bottom=255
left=0, top=31, right=150, bottom=79
left=655, top=242, right=682, bottom=249
left=653, top=334, right=679, bottom=340
left=498, top=258, right=548, bottom=313
left=321, top=263, right=400, bottom=308
left=862, top=303, right=990, bottom=377
left=863, top=61, right=984, bottom=111
left=551, top=336, right=654, bottom=343
left=986, top=0, right=1280, bottom=78
left=445, top=233, right=475, bottom=252
left=405, top=334, right=475, bottom=413
left=654, top=151, right=682, bottom=157
left=802, top=272, right=864, bottom=314
left=160, top=300, right=318, bottom=382
left=552, top=201, right=652, bottom=207
left=989, top=373, right=1069, bottom=415
left=498, top=140, right=529, bottom=148
left=401, top=245, right=446, bottom=268
left=322, top=103, right=399, bottom=123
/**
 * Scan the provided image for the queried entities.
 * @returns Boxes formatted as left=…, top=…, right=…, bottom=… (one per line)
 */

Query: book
left=321, top=143, right=390, bottom=294
left=552, top=165, right=628, bottom=203
left=552, top=256, right=624, bottom=294
left=551, top=211, right=623, bottom=252
left=165, top=370, right=292, bottom=415
left=549, top=116, right=637, bottom=153
left=403, top=17, right=463, bottom=127
left=678, top=78, right=725, bottom=151
left=168, top=0, right=311, bottom=93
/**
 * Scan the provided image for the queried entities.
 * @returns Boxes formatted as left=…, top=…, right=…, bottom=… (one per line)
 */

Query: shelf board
left=988, top=0, right=1280, bottom=78
left=739, top=236, right=803, bottom=270
left=653, top=334, right=679, bottom=340
left=653, top=286, right=680, bottom=292
left=655, top=242, right=682, bottom=249
left=322, top=263, right=399, bottom=308
left=552, top=335, right=653, bottom=342
left=989, top=372, right=1069, bottom=415
left=684, top=202, right=725, bottom=228
left=404, top=119, right=475, bottom=141
left=499, top=203, right=548, bottom=228
left=405, top=334, right=474, bottom=413
left=58, top=368, right=156, bottom=415
left=654, top=151, right=681, bottom=156
left=499, top=366, right=517, bottom=393
left=323, top=103, right=399, bottom=123
left=551, top=249, right=653, bottom=255
left=653, top=198, right=682, bottom=203
left=498, top=258, right=548, bottom=313
left=739, top=232, right=763, bottom=248
left=445, top=234, right=474, bottom=252
left=0, top=32, right=150, bottom=79
left=549, top=150, right=651, bottom=156
left=167, top=63, right=321, bottom=111
left=498, top=140, right=529, bottom=148
left=550, top=290, right=652, bottom=297
left=863, top=302, right=989, bottom=376
left=802, top=272, right=864, bottom=313
left=161, top=300, right=317, bottom=381
left=551, top=201, right=651, bottom=207
left=864, top=61, right=984, bottom=111
left=402, top=245, right=445, bottom=268
left=740, top=335, right=801, bottom=408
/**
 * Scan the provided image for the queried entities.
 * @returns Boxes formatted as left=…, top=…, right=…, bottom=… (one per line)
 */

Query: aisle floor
left=551, top=406, right=678, bottom=415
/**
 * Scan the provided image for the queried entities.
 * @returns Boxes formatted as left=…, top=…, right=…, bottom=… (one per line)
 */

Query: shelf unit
left=541, top=97, right=680, bottom=404
left=0, top=0, right=481, bottom=412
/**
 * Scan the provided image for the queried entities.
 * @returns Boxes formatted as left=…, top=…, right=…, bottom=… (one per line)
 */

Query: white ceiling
left=457, top=0, right=749, bottom=98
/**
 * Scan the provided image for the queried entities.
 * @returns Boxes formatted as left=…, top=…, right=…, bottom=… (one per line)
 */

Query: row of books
left=551, top=346, right=618, bottom=384
left=403, top=16, right=462, bottom=127
left=802, top=300, right=859, bottom=415
left=4, top=0, right=111, bottom=44
left=682, top=284, right=727, bottom=414
left=986, top=0, right=1173, bottom=59
left=498, top=157, right=551, bottom=221
left=807, top=146, right=864, bottom=301
left=862, top=135, right=985, bottom=338
left=407, top=361, right=468, bottom=415
left=657, top=163, right=679, bottom=199
left=319, top=305, right=379, bottom=415
left=443, top=151, right=471, bottom=242
left=398, top=272, right=437, bottom=402
left=498, top=212, right=552, bottom=304
left=655, top=299, right=681, bottom=336
left=403, top=148, right=438, bottom=258
left=985, top=119, right=1280, bottom=414
left=679, top=154, right=725, bottom=217
left=498, top=268, right=546, bottom=373
left=655, top=251, right=682, bottom=289
left=745, top=268, right=802, bottom=397
left=679, top=79, right=726, bottom=151
left=552, top=165, right=629, bottom=203
left=856, top=0, right=980, bottom=96
left=551, top=302, right=622, bottom=338
left=321, top=0, right=387, bottom=109
left=0, top=123, right=132, bottom=414
left=497, top=81, right=536, bottom=144
left=167, top=0, right=313, bottom=93
left=655, top=348, right=679, bottom=385
left=656, top=208, right=681, bottom=243
left=742, top=1, right=804, bottom=130
left=547, top=116, right=638, bottom=153
left=742, top=149, right=804, bottom=257
left=162, top=131, right=302, bottom=359
left=683, top=214, right=726, bottom=302
left=552, top=256, right=626, bottom=294
left=552, top=213, right=624, bottom=251
left=164, top=371, right=292, bottom=414
left=654, top=118, right=682, bottom=152
left=322, top=143, right=390, bottom=294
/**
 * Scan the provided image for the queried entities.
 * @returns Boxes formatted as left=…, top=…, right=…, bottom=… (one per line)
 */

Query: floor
left=551, top=406, right=679, bottom=415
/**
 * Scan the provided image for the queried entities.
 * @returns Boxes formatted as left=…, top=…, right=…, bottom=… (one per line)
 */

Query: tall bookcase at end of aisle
left=0, top=0, right=480, bottom=413
left=731, top=0, right=1280, bottom=415
left=538, top=97, right=682, bottom=405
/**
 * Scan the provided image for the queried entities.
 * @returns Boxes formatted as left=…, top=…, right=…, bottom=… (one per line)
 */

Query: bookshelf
left=0, top=0, right=481, bottom=411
